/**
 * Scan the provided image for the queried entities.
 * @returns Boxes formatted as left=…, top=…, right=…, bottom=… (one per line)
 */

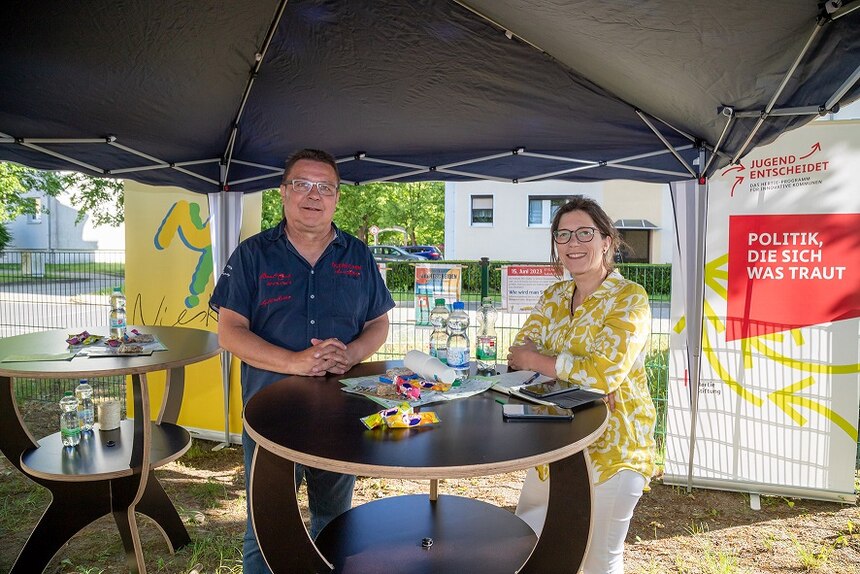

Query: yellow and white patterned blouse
left=513, top=270, right=657, bottom=485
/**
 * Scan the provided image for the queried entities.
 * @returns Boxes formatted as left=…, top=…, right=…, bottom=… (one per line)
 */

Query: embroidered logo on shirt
left=260, top=294, right=292, bottom=307
left=332, top=263, right=362, bottom=278
left=260, top=272, right=293, bottom=287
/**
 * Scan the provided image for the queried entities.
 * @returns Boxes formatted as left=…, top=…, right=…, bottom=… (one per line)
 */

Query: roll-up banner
left=414, top=264, right=462, bottom=325
left=665, top=120, right=860, bottom=502
left=125, top=182, right=261, bottom=442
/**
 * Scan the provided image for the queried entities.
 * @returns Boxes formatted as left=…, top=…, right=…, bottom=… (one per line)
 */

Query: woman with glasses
left=507, top=195, right=656, bottom=574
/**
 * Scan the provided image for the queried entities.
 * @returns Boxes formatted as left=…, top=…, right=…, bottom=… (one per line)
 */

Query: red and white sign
left=666, top=121, right=860, bottom=503
left=501, top=265, right=559, bottom=313
left=726, top=213, right=859, bottom=341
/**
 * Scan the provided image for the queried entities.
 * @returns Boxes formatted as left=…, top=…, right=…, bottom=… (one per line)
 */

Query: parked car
left=369, top=245, right=424, bottom=262
left=402, top=245, right=443, bottom=260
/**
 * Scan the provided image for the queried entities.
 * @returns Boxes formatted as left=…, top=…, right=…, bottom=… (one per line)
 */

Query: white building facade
left=6, top=191, right=125, bottom=253
left=444, top=179, right=674, bottom=263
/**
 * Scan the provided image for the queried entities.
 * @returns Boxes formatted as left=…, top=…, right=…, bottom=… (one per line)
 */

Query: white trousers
left=515, top=467, right=645, bottom=574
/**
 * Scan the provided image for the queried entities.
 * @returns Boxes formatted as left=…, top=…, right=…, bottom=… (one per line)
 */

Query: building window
left=615, top=220, right=658, bottom=263
left=528, top=196, right=568, bottom=226
left=617, top=230, right=651, bottom=263
left=471, top=195, right=493, bottom=225
left=27, top=197, right=42, bottom=224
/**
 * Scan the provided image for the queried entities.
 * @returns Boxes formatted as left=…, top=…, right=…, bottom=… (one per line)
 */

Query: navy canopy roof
left=1, top=0, right=858, bottom=192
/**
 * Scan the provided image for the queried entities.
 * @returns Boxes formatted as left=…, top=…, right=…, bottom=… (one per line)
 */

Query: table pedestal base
left=316, top=494, right=536, bottom=573
left=252, top=447, right=594, bottom=574
left=9, top=471, right=189, bottom=574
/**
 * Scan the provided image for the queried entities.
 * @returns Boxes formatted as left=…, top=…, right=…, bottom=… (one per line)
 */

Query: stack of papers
left=340, top=375, right=496, bottom=409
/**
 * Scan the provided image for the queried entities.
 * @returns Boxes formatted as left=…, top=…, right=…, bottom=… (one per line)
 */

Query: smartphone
left=520, top=379, right=581, bottom=398
left=502, top=403, right=574, bottom=421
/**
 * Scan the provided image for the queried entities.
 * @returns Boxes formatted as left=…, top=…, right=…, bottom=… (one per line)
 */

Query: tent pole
left=685, top=146, right=709, bottom=492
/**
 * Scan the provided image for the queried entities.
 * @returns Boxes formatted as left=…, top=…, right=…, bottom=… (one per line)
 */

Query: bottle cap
left=452, top=301, right=464, bottom=310
left=63, top=391, right=73, bottom=396
left=482, top=297, right=493, bottom=305
left=435, top=298, right=446, bottom=306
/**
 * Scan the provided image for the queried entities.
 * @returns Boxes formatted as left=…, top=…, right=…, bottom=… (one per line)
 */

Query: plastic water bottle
left=446, top=301, right=470, bottom=377
left=428, top=298, right=450, bottom=363
left=476, top=297, right=498, bottom=362
left=109, top=287, right=127, bottom=339
left=60, top=391, right=81, bottom=447
left=75, top=379, right=94, bottom=432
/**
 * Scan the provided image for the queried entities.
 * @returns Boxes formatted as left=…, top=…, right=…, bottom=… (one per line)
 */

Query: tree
left=261, top=188, right=283, bottom=230
left=0, top=162, right=124, bottom=228
left=334, top=183, right=387, bottom=242
left=379, top=181, right=444, bottom=245
left=258, top=181, right=445, bottom=247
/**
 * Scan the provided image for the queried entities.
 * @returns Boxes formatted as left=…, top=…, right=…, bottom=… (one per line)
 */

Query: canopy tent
left=2, top=0, right=858, bottom=190
left=2, top=0, right=859, bottom=478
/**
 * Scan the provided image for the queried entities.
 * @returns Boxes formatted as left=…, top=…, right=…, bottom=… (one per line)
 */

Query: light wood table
left=0, top=326, right=220, bottom=574
left=245, top=360, right=609, bottom=573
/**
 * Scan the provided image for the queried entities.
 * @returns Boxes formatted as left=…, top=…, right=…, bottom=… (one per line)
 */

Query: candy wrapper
left=105, top=329, right=155, bottom=347
left=394, top=378, right=421, bottom=400
left=66, top=331, right=103, bottom=346
left=360, top=402, right=440, bottom=430
left=384, top=410, right=441, bottom=428
left=417, top=380, right=452, bottom=392
left=378, top=367, right=417, bottom=384
left=361, top=403, right=410, bottom=430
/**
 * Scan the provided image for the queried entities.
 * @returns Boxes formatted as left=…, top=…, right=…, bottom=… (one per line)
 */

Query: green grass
left=0, top=471, right=49, bottom=531
left=187, top=480, right=229, bottom=509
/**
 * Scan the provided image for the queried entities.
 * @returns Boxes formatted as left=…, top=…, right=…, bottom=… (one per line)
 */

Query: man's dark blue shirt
left=210, top=220, right=395, bottom=403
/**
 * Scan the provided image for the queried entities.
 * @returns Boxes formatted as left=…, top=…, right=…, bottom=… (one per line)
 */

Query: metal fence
left=4, top=250, right=857, bottom=467
left=1, top=249, right=126, bottom=410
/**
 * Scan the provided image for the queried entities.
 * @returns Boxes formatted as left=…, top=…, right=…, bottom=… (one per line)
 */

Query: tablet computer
left=502, top=404, right=574, bottom=421
left=520, top=379, right=581, bottom=398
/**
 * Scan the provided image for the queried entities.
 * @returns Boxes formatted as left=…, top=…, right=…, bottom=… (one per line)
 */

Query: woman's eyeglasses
left=284, top=179, right=339, bottom=196
left=552, top=226, right=601, bottom=244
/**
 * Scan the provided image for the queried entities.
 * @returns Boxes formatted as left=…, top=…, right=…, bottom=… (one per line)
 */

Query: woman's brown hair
left=549, top=195, right=621, bottom=277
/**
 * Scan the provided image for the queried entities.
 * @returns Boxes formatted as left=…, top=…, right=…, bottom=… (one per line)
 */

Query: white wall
left=445, top=179, right=674, bottom=263
left=7, top=191, right=125, bottom=251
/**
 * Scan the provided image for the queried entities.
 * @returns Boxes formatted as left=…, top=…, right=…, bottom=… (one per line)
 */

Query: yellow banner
left=125, top=181, right=261, bottom=438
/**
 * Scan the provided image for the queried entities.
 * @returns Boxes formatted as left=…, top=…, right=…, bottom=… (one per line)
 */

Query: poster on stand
left=125, top=182, right=261, bottom=441
left=501, top=265, right=559, bottom=313
left=665, top=120, right=860, bottom=502
left=414, top=264, right=462, bottom=325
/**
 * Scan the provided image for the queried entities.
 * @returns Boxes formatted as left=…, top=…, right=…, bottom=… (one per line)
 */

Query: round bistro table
left=0, top=326, right=220, bottom=574
left=244, top=360, right=609, bottom=573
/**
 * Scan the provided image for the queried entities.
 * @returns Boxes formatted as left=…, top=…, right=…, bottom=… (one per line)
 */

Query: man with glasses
left=210, top=148, right=395, bottom=573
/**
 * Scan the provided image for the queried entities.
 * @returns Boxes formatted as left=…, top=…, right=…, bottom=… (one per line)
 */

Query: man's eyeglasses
left=284, top=179, right=339, bottom=196
left=552, top=226, right=601, bottom=244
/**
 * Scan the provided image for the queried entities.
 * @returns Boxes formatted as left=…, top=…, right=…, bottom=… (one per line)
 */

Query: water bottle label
left=447, top=347, right=469, bottom=369
left=477, top=337, right=497, bottom=360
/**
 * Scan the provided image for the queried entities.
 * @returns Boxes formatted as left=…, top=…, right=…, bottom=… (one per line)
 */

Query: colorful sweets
left=360, top=402, right=440, bottom=430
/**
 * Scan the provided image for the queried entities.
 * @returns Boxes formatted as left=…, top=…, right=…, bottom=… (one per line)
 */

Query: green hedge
left=383, top=260, right=672, bottom=299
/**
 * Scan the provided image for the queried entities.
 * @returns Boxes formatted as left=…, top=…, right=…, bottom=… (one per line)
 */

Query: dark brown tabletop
left=245, top=360, right=610, bottom=574
left=0, top=325, right=220, bottom=379
left=0, top=325, right=221, bottom=574
left=244, top=360, right=608, bottom=478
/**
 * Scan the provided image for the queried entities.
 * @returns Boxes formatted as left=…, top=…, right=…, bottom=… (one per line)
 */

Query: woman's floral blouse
left=513, top=270, right=657, bottom=485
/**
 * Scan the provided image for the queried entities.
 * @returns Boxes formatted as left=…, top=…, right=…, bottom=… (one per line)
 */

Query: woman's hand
left=507, top=338, right=539, bottom=371
left=604, top=391, right=617, bottom=412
